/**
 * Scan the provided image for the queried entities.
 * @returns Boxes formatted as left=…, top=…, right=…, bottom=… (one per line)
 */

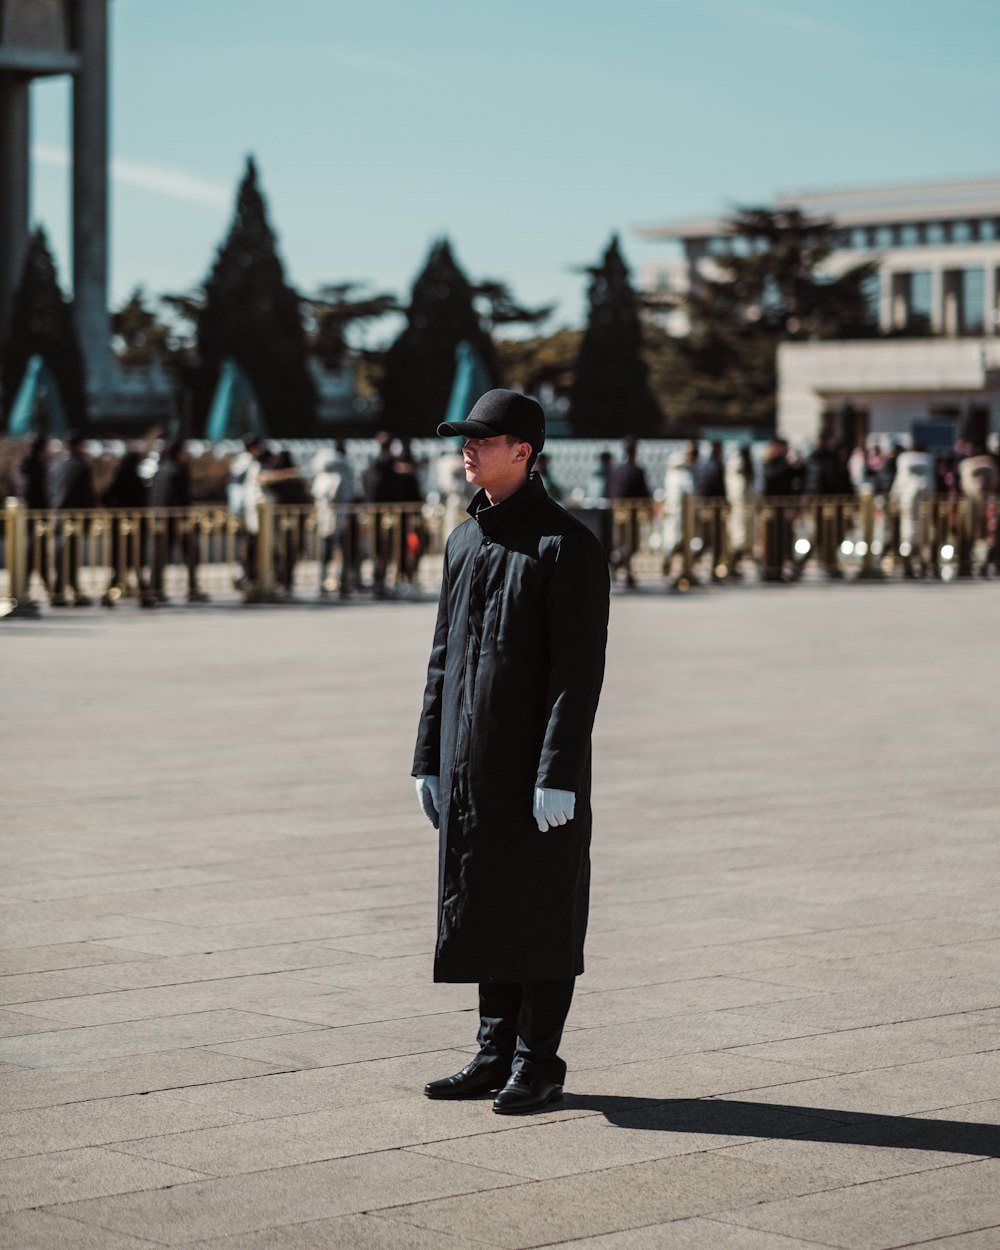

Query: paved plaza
left=2, top=584, right=1000, bottom=1249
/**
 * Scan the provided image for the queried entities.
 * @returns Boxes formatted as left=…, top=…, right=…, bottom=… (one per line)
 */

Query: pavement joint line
left=884, top=1220, right=1000, bottom=1250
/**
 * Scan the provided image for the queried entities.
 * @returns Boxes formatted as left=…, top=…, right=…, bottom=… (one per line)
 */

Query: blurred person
left=890, top=442, right=936, bottom=578
left=608, top=436, right=650, bottom=589
left=958, top=445, right=999, bottom=576
left=661, top=447, right=697, bottom=580
left=847, top=441, right=868, bottom=490
left=414, top=389, right=609, bottom=1114
left=725, top=444, right=756, bottom=577
left=101, top=448, right=154, bottom=606
left=760, top=438, right=796, bottom=582
left=363, top=431, right=399, bottom=598
left=149, top=440, right=209, bottom=603
left=231, top=435, right=264, bottom=589
left=264, top=450, right=310, bottom=596
left=16, top=434, right=50, bottom=594
left=312, top=442, right=356, bottom=597
left=437, top=437, right=477, bottom=535
left=238, top=439, right=272, bottom=590
left=394, top=439, right=427, bottom=590
left=695, top=440, right=728, bottom=581
left=47, top=431, right=96, bottom=606
left=804, top=434, right=854, bottom=579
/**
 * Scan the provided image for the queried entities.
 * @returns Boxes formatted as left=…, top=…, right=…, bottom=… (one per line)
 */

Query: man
left=149, top=440, right=209, bottom=603
left=413, top=389, right=610, bottom=1115
left=47, top=431, right=96, bottom=606
left=607, top=436, right=650, bottom=589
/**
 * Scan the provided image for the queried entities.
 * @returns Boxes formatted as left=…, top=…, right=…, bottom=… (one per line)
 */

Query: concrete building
left=0, top=0, right=112, bottom=402
left=637, top=177, right=1000, bottom=447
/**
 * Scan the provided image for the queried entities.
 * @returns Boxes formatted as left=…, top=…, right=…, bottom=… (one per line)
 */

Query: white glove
left=415, top=775, right=440, bottom=829
left=534, top=787, right=576, bottom=832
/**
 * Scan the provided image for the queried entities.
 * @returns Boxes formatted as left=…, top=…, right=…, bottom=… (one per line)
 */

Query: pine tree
left=568, top=235, right=661, bottom=438
left=0, top=228, right=88, bottom=429
left=663, top=207, right=878, bottom=429
left=378, top=238, right=501, bottom=435
left=193, top=157, right=316, bottom=436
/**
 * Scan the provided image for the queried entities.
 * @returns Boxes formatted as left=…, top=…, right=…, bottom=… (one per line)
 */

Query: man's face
left=462, top=436, right=530, bottom=494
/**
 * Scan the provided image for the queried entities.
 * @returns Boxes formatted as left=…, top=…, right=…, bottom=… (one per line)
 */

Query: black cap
left=438, top=389, right=545, bottom=454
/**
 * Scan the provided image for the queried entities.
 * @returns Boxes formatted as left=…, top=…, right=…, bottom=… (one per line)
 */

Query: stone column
left=930, top=268, right=944, bottom=334
left=983, top=265, right=997, bottom=335
left=0, top=73, right=30, bottom=351
left=72, top=0, right=111, bottom=403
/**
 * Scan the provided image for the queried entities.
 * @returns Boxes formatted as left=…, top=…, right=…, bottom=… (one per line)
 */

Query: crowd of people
left=11, top=428, right=1000, bottom=604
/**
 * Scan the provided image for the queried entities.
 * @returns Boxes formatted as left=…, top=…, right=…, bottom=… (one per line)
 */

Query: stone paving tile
left=905, top=1230, right=1000, bottom=1250
left=725, top=1008, right=1000, bottom=1074
left=0, top=1008, right=71, bottom=1037
left=91, top=907, right=429, bottom=956
left=0, top=1090, right=250, bottom=1159
left=113, top=1094, right=582, bottom=1176
left=566, top=976, right=819, bottom=1029
left=719, top=1158, right=1000, bottom=1249
left=2, top=866, right=239, bottom=902
left=0, top=942, right=156, bottom=976
left=206, top=1009, right=478, bottom=1069
left=380, top=1153, right=838, bottom=1247
left=162, top=1049, right=477, bottom=1117
left=0, top=1048, right=286, bottom=1112
left=0, top=1146, right=208, bottom=1213
left=49, top=1152, right=523, bottom=1243
left=707, top=1050, right=1000, bottom=1120
left=0, top=970, right=117, bottom=1006
left=411, top=1097, right=830, bottom=1180
left=567, top=1052, right=832, bottom=1100
left=544, top=1218, right=831, bottom=1248
left=184, top=1212, right=489, bottom=1250
left=0, top=915, right=172, bottom=949
left=740, top=939, right=1000, bottom=993
left=0, top=1210, right=164, bottom=1249
left=739, top=918, right=1000, bottom=961
left=0, top=1009, right=320, bottom=1068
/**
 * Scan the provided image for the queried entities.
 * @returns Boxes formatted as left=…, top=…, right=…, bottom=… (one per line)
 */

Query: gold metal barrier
left=2, top=494, right=996, bottom=610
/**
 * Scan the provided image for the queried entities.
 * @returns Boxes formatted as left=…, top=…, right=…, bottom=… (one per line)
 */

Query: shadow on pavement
left=562, top=1095, right=1000, bottom=1157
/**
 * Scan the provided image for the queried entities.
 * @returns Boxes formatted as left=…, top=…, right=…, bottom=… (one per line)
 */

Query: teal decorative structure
left=206, top=358, right=266, bottom=441
left=442, top=340, right=492, bottom=427
left=8, top=354, right=68, bottom=436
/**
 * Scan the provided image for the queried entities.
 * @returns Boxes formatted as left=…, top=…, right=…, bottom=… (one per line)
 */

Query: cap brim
left=436, top=420, right=498, bottom=439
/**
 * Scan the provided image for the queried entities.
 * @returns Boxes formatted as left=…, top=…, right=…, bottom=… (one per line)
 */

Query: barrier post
left=246, top=499, right=278, bottom=602
left=856, top=486, right=880, bottom=580
left=2, top=498, right=40, bottom=618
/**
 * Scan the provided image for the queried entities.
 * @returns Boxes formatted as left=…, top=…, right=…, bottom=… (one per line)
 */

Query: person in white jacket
left=890, top=444, right=936, bottom=577
left=312, top=443, right=356, bottom=596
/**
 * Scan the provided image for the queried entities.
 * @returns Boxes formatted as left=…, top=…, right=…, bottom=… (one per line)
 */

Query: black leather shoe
left=424, top=1056, right=510, bottom=1100
left=492, top=1072, right=563, bottom=1115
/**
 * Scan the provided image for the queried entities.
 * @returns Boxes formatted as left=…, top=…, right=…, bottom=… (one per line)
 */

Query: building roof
left=636, top=176, right=1000, bottom=241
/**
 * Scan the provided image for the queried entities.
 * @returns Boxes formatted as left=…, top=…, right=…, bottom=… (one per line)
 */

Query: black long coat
left=413, top=475, right=610, bottom=983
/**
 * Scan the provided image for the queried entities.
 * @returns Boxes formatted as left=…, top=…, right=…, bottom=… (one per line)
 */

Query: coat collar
left=468, top=473, right=547, bottom=538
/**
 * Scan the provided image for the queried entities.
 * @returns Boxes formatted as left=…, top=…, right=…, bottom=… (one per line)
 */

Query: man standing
left=607, top=435, right=650, bottom=589
left=413, top=389, right=610, bottom=1115
left=47, top=431, right=96, bottom=606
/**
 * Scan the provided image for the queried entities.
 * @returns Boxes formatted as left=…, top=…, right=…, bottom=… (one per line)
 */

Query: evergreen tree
left=193, top=156, right=316, bottom=436
left=378, top=238, right=501, bottom=435
left=0, top=228, right=88, bottom=429
left=568, top=235, right=661, bottom=437
left=663, top=207, right=878, bottom=429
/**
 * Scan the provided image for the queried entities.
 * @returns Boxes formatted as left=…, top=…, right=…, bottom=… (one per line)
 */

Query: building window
left=926, top=222, right=946, bottom=245
left=900, top=224, right=920, bottom=247
left=961, top=268, right=985, bottom=334
left=910, top=270, right=932, bottom=330
left=850, top=227, right=869, bottom=250
left=875, top=226, right=895, bottom=248
left=952, top=221, right=972, bottom=244
left=980, top=219, right=998, bottom=241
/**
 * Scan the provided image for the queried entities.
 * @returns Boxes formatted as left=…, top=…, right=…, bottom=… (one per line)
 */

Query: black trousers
left=476, top=978, right=575, bottom=1084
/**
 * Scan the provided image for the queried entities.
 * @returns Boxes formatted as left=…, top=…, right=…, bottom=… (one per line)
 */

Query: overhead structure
left=0, top=0, right=111, bottom=400
left=205, top=358, right=266, bottom=442
left=7, top=352, right=69, bottom=436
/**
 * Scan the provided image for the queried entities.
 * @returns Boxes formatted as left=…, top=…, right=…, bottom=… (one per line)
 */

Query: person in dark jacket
left=695, top=440, right=728, bottom=581
left=607, top=436, right=650, bottom=589
left=102, top=448, right=154, bottom=606
left=17, top=435, right=50, bottom=594
left=804, top=435, right=854, bottom=578
left=363, top=432, right=400, bottom=597
left=149, top=440, right=208, bottom=603
left=47, top=432, right=96, bottom=605
left=413, top=389, right=610, bottom=1115
left=264, top=450, right=310, bottom=595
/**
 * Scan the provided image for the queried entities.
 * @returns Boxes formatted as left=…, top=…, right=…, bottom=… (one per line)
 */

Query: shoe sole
left=492, top=1090, right=563, bottom=1115
left=424, top=1084, right=507, bottom=1101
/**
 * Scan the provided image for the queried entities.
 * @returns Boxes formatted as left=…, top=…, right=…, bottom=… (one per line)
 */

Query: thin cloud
left=33, top=143, right=230, bottom=209
left=703, top=0, right=864, bottom=47
left=321, top=43, right=420, bottom=78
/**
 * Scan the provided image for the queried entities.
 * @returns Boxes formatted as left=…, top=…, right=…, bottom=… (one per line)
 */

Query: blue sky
left=29, top=0, right=996, bottom=337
